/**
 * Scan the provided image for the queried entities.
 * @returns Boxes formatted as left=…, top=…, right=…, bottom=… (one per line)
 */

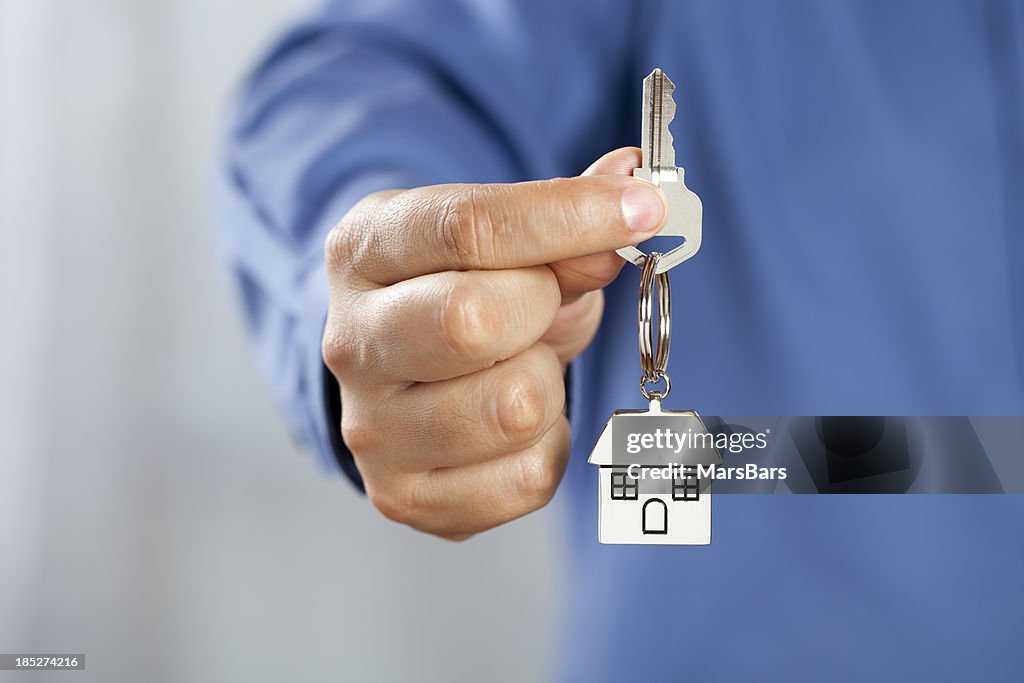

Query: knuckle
left=440, top=281, right=501, bottom=359
left=324, top=217, right=359, bottom=273
left=493, top=367, right=550, bottom=445
left=436, top=187, right=495, bottom=267
left=514, top=451, right=560, bottom=507
left=532, top=341, right=564, bottom=377
left=366, top=482, right=411, bottom=524
left=339, top=410, right=378, bottom=456
left=404, top=478, right=476, bottom=540
left=321, top=322, right=356, bottom=375
left=325, top=191, right=392, bottom=273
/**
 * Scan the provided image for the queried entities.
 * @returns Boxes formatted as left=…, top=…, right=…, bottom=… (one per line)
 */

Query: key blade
left=640, top=68, right=677, bottom=175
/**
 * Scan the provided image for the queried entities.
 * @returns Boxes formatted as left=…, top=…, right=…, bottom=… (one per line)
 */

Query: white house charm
left=587, top=399, right=722, bottom=544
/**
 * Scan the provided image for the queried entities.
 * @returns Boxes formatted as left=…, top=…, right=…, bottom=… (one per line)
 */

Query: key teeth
left=658, top=74, right=678, bottom=135
left=647, top=69, right=677, bottom=114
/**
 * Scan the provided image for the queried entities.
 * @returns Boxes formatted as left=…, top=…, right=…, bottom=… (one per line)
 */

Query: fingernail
left=621, top=185, right=665, bottom=232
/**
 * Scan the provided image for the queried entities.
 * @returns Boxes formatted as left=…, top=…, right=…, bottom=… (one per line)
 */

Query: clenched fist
left=322, top=148, right=666, bottom=539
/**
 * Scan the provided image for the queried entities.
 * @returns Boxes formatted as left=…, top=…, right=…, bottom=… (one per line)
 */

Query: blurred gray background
left=0, top=1, right=561, bottom=681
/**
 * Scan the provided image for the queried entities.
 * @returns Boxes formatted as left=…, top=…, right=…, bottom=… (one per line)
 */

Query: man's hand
left=322, top=148, right=665, bottom=540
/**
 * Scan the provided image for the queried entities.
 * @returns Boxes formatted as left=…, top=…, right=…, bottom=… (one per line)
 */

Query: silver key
left=617, top=68, right=703, bottom=274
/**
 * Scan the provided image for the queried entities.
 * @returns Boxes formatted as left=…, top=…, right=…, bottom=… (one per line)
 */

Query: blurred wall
left=0, top=1, right=561, bottom=681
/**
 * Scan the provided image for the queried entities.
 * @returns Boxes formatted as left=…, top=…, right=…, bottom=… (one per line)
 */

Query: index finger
left=335, top=174, right=666, bottom=285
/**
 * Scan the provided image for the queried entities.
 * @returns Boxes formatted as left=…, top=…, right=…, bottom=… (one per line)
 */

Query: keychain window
left=672, top=467, right=700, bottom=501
left=610, top=469, right=639, bottom=500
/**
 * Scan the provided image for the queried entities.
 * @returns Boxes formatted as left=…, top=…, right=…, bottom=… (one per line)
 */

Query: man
left=217, top=1, right=1024, bottom=679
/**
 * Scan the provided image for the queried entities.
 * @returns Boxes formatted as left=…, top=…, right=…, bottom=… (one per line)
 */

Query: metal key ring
left=640, top=370, right=672, bottom=401
left=637, top=252, right=671, bottom=390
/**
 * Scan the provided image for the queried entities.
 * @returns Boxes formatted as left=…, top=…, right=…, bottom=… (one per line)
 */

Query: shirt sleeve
left=215, top=0, right=634, bottom=484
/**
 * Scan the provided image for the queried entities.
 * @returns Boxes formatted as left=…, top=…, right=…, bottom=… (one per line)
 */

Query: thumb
left=541, top=147, right=648, bottom=364
left=549, top=147, right=647, bottom=302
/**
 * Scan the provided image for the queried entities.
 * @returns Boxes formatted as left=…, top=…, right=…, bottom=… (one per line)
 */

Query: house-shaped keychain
left=593, top=69, right=715, bottom=545
left=587, top=398, right=723, bottom=545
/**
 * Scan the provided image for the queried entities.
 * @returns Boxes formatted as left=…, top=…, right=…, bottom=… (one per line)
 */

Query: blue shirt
left=217, top=1, right=1024, bottom=680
